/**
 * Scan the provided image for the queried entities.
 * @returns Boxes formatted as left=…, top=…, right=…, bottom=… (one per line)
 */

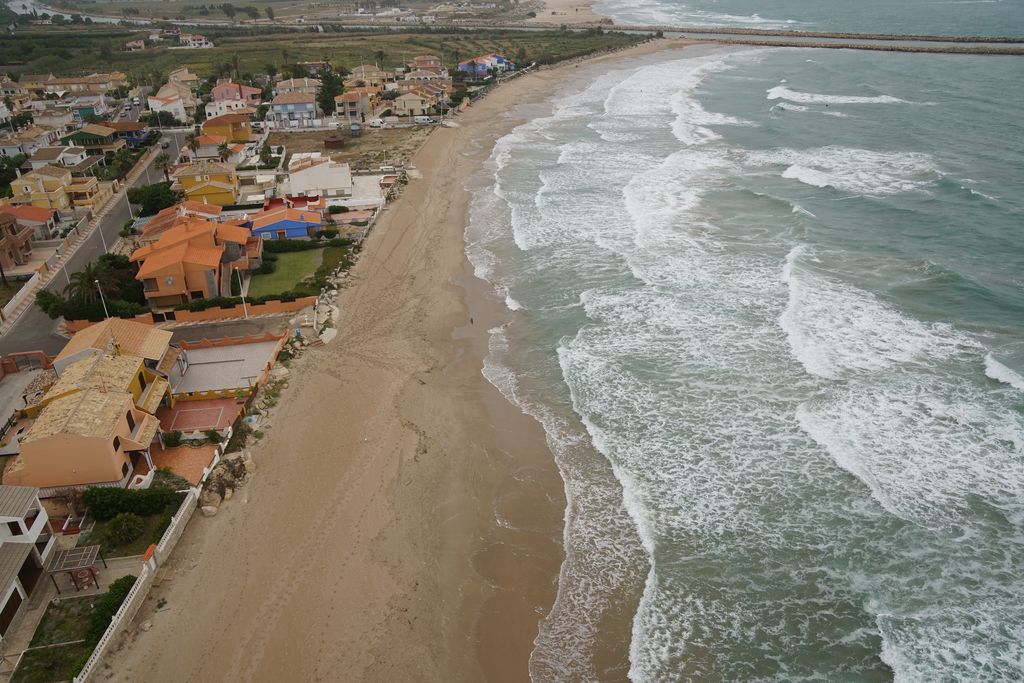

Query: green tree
left=154, top=152, right=171, bottom=181
left=106, top=512, right=144, bottom=545
left=316, top=72, right=343, bottom=115
left=221, top=2, right=236, bottom=19
left=64, top=260, right=116, bottom=303
left=127, top=182, right=178, bottom=216
left=184, top=131, right=198, bottom=154
left=264, top=6, right=273, bottom=20
left=217, top=142, right=230, bottom=161
left=259, top=142, right=272, bottom=165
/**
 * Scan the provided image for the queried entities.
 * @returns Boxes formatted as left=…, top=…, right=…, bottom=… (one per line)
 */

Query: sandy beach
left=107, top=37, right=692, bottom=683
left=530, top=0, right=606, bottom=25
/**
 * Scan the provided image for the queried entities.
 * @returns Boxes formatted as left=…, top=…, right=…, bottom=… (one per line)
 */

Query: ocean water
left=592, top=0, right=1024, bottom=35
left=466, top=33, right=1024, bottom=683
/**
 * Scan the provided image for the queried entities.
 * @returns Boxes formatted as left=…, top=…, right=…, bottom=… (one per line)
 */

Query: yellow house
left=66, top=175, right=117, bottom=214
left=202, top=113, right=253, bottom=143
left=172, top=160, right=239, bottom=207
left=6, top=352, right=168, bottom=491
left=9, top=165, right=118, bottom=215
left=9, top=166, right=73, bottom=211
left=26, top=352, right=170, bottom=419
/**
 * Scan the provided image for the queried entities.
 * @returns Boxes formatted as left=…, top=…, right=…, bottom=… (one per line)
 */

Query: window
left=126, top=411, right=136, bottom=432
left=122, top=462, right=130, bottom=477
left=6, top=521, right=22, bottom=536
left=112, top=436, right=121, bottom=451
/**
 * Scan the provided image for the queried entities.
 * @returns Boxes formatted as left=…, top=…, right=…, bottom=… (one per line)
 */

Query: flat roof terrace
left=169, top=340, right=280, bottom=395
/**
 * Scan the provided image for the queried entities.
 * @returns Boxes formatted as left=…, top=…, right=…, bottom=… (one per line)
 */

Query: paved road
left=0, top=130, right=186, bottom=356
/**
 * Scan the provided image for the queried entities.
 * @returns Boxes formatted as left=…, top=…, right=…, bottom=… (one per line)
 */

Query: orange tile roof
left=215, top=223, right=251, bottom=244
left=136, top=243, right=189, bottom=277
left=204, top=113, right=252, bottom=126
left=195, top=134, right=227, bottom=146
left=0, top=205, right=56, bottom=223
left=54, top=318, right=172, bottom=364
left=185, top=245, right=223, bottom=268
left=249, top=207, right=322, bottom=230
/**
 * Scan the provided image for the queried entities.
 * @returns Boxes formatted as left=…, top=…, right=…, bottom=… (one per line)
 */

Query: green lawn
left=0, top=282, right=26, bottom=308
left=248, top=249, right=324, bottom=298
left=81, top=513, right=165, bottom=558
left=29, top=597, right=92, bottom=647
left=12, top=642, right=92, bottom=683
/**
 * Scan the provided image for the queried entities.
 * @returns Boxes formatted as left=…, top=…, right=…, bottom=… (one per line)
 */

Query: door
left=0, top=590, right=22, bottom=637
left=17, top=555, right=42, bottom=595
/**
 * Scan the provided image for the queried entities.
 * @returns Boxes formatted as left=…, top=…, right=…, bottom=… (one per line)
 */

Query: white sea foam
left=780, top=246, right=976, bottom=379
left=767, top=85, right=908, bottom=105
left=985, top=353, right=1024, bottom=391
left=752, top=146, right=942, bottom=195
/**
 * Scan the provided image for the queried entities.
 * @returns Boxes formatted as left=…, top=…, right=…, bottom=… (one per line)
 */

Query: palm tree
left=231, top=54, right=240, bottom=80
left=65, top=260, right=116, bottom=304
left=154, top=152, right=171, bottom=182
left=184, top=132, right=198, bottom=157
left=375, top=49, right=385, bottom=69
left=217, top=142, right=230, bottom=162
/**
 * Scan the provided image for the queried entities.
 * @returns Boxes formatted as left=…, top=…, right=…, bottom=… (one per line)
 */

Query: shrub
left=204, top=429, right=222, bottom=444
left=162, top=431, right=182, bottom=448
left=83, top=487, right=183, bottom=521
left=254, top=260, right=276, bottom=275
left=315, top=228, right=339, bottom=239
left=262, top=239, right=323, bottom=253
left=106, top=512, right=144, bottom=545
left=84, top=575, right=137, bottom=645
left=327, top=205, right=348, bottom=214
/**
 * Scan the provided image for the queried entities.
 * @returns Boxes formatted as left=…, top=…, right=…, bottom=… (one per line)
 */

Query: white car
left=367, top=118, right=385, bottom=128
left=413, top=115, right=436, bottom=125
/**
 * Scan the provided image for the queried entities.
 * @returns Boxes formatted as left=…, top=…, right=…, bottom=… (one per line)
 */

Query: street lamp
left=124, top=189, right=135, bottom=220
left=235, top=267, right=248, bottom=319
left=97, top=221, right=109, bottom=254
left=95, top=279, right=110, bottom=319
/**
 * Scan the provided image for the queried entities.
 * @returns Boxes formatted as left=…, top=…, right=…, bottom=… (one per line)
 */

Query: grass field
left=1, top=26, right=647, bottom=83
left=82, top=513, right=165, bottom=558
left=248, top=249, right=324, bottom=297
left=11, top=597, right=94, bottom=683
left=0, top=282, right=26, bottom=309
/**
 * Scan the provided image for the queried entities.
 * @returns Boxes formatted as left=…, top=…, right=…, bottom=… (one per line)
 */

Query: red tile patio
left=157, top=398, right=244, bottom=433
left=150, top=443, right=218, bottom=485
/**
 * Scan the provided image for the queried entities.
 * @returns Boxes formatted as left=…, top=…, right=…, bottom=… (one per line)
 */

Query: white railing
left=1, top=273, right=40, bottom=319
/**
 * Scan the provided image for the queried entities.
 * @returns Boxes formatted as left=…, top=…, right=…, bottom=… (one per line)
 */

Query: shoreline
left=107, top=36, right=693, bottom=682
left=530, top=0, right=606, bottom=25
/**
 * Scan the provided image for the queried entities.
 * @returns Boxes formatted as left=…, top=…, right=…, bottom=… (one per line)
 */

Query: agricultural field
left=0, top=25, right=647, bottom=84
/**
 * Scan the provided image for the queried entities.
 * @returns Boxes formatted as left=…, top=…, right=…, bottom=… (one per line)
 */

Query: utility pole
left=95, top=279, right=110, bottom=319
left=236, top=267, right=248, bottom=319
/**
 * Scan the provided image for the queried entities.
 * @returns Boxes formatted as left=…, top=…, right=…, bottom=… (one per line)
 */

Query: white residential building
left=281, top=154, right=353, bottom=198
left=0, top=486, right=57, bottom=641
left=204, top=99, right=256, bottom=119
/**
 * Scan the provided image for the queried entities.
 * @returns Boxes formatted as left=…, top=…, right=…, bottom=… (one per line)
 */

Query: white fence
left=72, top=488, right=200, bottom=683
left=72, top=427, right=235, bottom=682
left=1, top=273, right=40, bottom=320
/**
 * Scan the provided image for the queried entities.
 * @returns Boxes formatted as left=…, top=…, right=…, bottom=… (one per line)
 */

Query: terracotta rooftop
left=48, top=353, right=143, bottom=399
left=55, top=318, right=172, bottom=364
left=0, top=205, right=56, bottom=223
left=22, top=388, right=132, bottom=444
left=271, top=92, right=315, bottom=105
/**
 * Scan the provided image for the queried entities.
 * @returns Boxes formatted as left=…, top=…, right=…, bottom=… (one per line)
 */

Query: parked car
left=160, top=140, right=170, bottom=149
left=132, top=97, right=141, bottom=105
left=413, top=116, right=436, bottom=125
left=367, top=118, right=385, bottom=128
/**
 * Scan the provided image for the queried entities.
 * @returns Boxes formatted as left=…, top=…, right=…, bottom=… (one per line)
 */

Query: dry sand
left=108, top=37, right=692, bottom=683
left=529, top=0, right=606, bottom=25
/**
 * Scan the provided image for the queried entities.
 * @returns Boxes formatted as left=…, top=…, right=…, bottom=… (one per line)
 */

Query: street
left=0, top=129, right=186, bottom=355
